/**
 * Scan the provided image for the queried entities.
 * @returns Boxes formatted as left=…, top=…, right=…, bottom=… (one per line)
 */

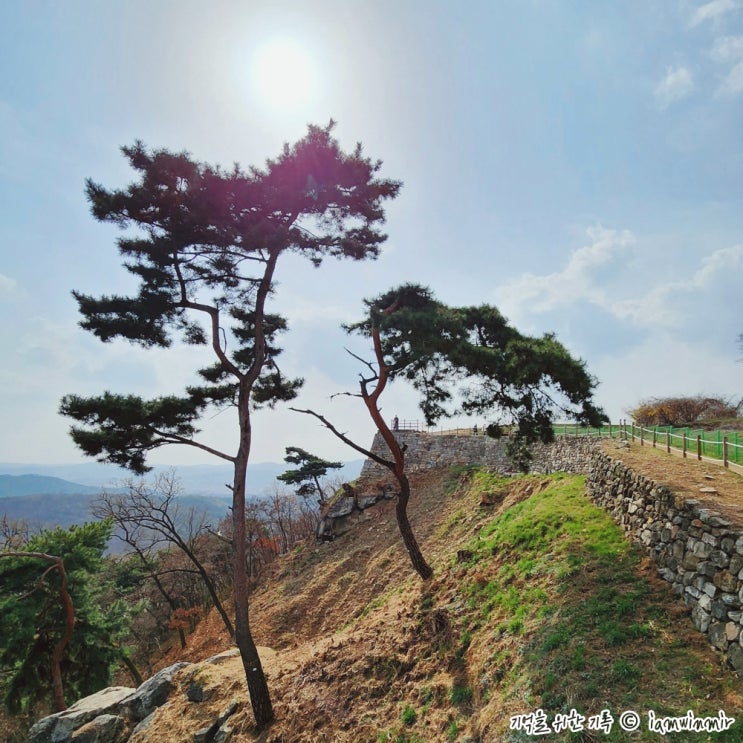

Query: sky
left=1, top=0, right=741, bottom=469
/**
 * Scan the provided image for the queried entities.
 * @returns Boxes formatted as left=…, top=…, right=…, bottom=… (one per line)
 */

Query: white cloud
left=712, top=34, right=743, bottom=60
left=690, top=0, right=740, bottom=27
left=711, top=35, right=743, bottom=94
left=611, top=245, right=743, bottom=326
left=0, top=273, right=16, bottom=298
left=496, top=226, right=635, bottom=317
left=497, top=228, right=743, bottom=332
left=654, top=66, right=695, bottom=108
left=495, top=232, right=743, bottom=423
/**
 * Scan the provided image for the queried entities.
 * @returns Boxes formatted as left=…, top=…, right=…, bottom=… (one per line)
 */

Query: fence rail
left=630, top=423, right=743, bottom=474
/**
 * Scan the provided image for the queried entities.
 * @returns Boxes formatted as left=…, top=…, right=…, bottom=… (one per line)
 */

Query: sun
left=251, top=39, right=317, bottom=110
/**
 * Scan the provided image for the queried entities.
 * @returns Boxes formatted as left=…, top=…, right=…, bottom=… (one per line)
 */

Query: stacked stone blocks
left=358, top=430, right=598, bottom=482
left=587, top=452, right=743, bottom=675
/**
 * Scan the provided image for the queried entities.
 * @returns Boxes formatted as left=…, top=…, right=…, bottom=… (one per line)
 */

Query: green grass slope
left=241, top=468, right=743, bottom=742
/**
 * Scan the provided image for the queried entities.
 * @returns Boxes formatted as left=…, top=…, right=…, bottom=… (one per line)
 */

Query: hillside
left=121, top=455, right=743, bottom=742
left=0, top=474, right=100, bottom=498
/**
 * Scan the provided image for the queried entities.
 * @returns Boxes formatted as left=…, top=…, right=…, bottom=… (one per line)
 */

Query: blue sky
left=1, top=0, right=741, bottom=467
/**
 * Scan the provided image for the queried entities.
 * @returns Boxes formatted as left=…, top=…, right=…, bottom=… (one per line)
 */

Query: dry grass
left=8, top=452, right=743, bottom=741
left=129, top=461, right=743, bottom=742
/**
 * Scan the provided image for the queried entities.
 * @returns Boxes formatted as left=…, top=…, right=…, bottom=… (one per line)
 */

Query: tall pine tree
left=59, top=123, right=400, bottom=727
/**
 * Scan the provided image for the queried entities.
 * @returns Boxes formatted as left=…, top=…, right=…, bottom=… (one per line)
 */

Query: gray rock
left=192, top=702, right=238, bottom=743
left=692, top=603, right=712, bottom=633
left=709, top=621, right=728, bottom=651
left=204, top=649, right=239, bottom=665
left=129, top=710, right=157, bottom=739
left=213, top=725, right=234, bottom=742
left=186, top=682, right=205, bottom=703
left=27, top=687, right=135, bottom=743
left=123, top=662, right=189, bottom=722
left=70, top=714, right=127, bottom=743
left=728, top=642, right=743, bottom=675
left=326, top=496, right=355, bottom=518
left=357, top=495, right=382, bottom=510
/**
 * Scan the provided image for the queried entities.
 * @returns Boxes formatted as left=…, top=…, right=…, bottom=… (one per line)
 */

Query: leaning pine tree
left=59, top=123, right=400, bottom=728
left=294, top=284, right=607, bottom=580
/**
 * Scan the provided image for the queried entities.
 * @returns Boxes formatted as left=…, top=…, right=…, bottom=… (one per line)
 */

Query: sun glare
left=251, top=39, right=317, bottom=110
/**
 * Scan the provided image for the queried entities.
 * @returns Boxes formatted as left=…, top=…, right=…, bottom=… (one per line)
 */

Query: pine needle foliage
left=58, top=122, right=400, bottom=728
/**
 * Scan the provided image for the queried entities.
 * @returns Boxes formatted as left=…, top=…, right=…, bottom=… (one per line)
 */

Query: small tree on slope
left=59, top=124, right=400, bottom=728
left=277, top=446, right=343, bottom=507
left=0, top=521, right=128, bottom=714
left=294, top=284, right=606, bottom=580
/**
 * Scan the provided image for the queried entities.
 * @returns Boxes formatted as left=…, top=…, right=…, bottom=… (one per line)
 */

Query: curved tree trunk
left=395, top=473, right=433, bottom=580
left=360, top=324, right=433, bottom=580
left=232, top=425, right=274, bottom=728
left=0, top=552, right=75, bottom=711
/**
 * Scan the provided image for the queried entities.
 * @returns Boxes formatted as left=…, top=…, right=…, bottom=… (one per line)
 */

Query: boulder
left=69, top=714, right=127, bottom=743
left=326, top=496, right=355, bottom=519
left=122, top=662, right=190, bottom=722
left=27, top=687, right=135, bottom=743
left=27, top=662, right=191, bottom=743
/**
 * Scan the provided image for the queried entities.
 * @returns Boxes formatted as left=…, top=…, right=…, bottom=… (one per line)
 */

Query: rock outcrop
left=27, top=655, right=237, bottom=743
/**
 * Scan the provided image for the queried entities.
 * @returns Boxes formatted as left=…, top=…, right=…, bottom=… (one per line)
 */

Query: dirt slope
left=139, top=458, right=743, bottom=742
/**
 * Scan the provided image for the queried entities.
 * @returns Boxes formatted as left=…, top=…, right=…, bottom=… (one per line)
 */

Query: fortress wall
left=355, top=430, right=743, bottom=675
left=358, top=430, right=599, bottom=481
left=587, top=451, right=743, bottom=675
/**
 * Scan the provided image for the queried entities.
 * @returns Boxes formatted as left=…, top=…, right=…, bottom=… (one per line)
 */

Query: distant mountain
left=0, top=491, right=232, bottom=543
left=0, top=459, right=364, bottom=541
left=0, top=492, right=98, bottom=528
left=0, top=474, right=101, bottom=498
left=0, top=460, right=364, bottom=497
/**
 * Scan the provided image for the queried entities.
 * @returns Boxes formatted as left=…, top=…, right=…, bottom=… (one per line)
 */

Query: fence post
left=683, top=432, right=687, bottom=459
left=652, top=428, right=657, bottom=448
left=666, top=430, right=671, bottom=454
left=724, top=437, right=729, bottom=469
left=640, top=427, right=644, bottom=446
left=697, top=435, right=702, bottom=461
left=631, top=423, right=635, bottom=442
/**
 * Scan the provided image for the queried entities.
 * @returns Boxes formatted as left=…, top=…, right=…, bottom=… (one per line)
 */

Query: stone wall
left=358, top=432, right=743, bottom=675
left=587, top=451, right=743, bottom=675
left=358, top=430, right=600, bottom=482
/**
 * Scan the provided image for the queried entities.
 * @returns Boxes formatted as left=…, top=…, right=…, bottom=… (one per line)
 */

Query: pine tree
left=294, top=284, right=606, bottom=579
left=59, top=123, right=400, bottom=728
left=0, top=521, right=128, bottom=714
left=277, top=447, right=343, bottom=506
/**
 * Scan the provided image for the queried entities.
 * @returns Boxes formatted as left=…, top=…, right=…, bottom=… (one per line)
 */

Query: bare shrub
left=629, top=395, right=742, bottom=427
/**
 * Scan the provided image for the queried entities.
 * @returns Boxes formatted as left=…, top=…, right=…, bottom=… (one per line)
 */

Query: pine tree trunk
left=358, top=326, right=434, bottom=582
left=395, top=475, right=433, bottom=580
left=232, top=417, right=274, bottom=729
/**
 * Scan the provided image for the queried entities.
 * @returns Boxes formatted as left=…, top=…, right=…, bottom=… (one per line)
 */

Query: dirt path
left=601, top=438, right=743, bottom=525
